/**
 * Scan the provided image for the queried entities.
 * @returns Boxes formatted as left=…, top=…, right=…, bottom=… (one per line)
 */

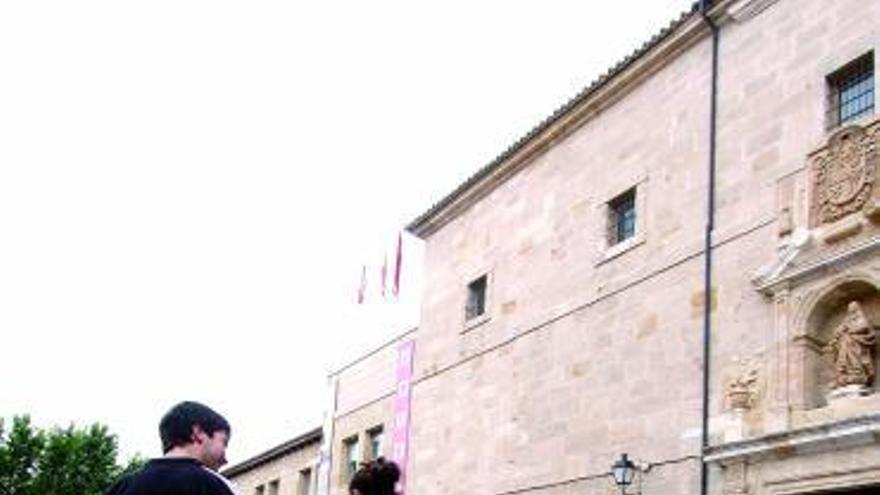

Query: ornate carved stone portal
left=826, top=300, right=877, bottom=390
left=810, top=124, right=879, bottom=227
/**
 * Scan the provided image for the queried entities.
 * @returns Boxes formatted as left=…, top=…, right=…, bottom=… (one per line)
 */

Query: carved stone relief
left=721, top=460, right=748, bottom=495
left=810, top=124, right=879, bottom=227
left=790, top=278, right=880, bottom=409
left=825, top=301, right=877, bottom=391
left=726, top=359, right=760, bottom=411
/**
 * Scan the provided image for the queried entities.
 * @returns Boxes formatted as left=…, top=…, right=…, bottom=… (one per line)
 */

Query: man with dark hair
left=107, top=401, right=239, bottom=495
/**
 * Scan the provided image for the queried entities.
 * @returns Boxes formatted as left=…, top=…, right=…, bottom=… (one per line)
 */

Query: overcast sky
left=0, top=0, right=694, bottom=464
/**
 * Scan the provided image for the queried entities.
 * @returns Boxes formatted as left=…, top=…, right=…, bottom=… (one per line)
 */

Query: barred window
left=465, top=275, right=487, bottom=320
left=608, top=189, right=636, bottom=245
left=827, top=52, right=874, bottom=129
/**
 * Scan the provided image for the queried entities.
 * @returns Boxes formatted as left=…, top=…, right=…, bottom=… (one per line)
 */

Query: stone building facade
left=405, top=0, right=880, bottom=495
left=227, top=1, right=880, bottom=494
left=224, top=428, right=322, bottom=495
left=224, top=329, right=413, bottom=495
left=325, top=329, right=416, bottom=495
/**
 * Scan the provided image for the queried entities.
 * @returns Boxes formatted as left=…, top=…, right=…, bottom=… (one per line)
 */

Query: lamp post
left=611, top=453, right=636, bottom=495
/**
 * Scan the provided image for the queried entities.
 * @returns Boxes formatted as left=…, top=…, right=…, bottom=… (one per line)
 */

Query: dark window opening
left=343, top=436, right=359, bottom=482
left=466, top=275, right=487, bottom=320
left=299, top=468, right=313, bottom=495
left=367, top=426, right=383, bottom=460
left=608, top=189, right=636, bottom=245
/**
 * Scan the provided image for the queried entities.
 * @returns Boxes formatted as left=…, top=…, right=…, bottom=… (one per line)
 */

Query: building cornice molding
left=222, top=427, right=323, bottom=478
left=726, top=0, right=781, bottom=22
left=752, top=232, right=880, bottom=296
left=705, top=414, right=880, bottom=464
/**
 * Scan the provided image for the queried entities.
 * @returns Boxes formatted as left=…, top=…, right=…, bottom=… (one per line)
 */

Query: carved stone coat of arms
left=810, top=124, right=879, bottom=226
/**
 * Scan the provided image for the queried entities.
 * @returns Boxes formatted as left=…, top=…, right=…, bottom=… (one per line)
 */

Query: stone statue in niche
left=826, top=301, right=877, bottom=389
left=810, top=125, right=878, bottom=226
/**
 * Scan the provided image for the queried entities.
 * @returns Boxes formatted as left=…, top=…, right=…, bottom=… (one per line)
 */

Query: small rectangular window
left=255, top=485, right=265, bottom=495
left=299, top=468, right=313, bottom=495
left=367, top=426, right=383, bottom=460
left=827, top=52, right=874, bottom=129
left=608, top=188, right=636, bottom=245
left=343, top=435, right=360, bottom=482
left=465, top=275, right=487, bottom=320
left=267, top=480, right=280, bottom=495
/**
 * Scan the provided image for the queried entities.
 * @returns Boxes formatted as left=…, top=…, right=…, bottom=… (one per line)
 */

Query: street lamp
left=611, top=453, right=636, bottom=495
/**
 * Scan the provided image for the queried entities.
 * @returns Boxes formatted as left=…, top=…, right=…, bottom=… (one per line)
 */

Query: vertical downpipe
left=699, top=2, right=719, bottom=495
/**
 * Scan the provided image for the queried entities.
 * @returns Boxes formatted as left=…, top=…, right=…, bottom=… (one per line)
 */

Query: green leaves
left=0, top=416, right=141, bottom=495
left=0, top=416, right=45, bottom=495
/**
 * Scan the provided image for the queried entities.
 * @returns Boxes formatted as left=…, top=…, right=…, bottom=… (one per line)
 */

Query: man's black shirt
left=107, top=458, right=236, bottom=495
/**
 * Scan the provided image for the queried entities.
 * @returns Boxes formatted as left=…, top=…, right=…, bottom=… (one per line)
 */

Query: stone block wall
left=410, top=0, right=880, bottom=494
left=227, top=440, right=320, bottom=495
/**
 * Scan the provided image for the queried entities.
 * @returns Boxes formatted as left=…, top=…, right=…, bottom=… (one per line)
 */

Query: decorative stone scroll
left=825, top=300, right=877, bottom=390
left=810, top=124, right=879, bottom=227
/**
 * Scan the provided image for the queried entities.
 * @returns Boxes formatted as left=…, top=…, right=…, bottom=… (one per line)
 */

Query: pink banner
left=391, top=340, right=415, bottom=494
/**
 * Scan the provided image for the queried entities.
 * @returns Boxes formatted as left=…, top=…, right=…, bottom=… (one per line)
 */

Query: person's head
left=348, top=458, right=400, bottom=495
left=846, top=301, right=869, bottom=326
left=159, top=401, right=231, bottom=470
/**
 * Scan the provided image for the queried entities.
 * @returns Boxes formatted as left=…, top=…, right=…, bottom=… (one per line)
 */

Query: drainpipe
left=698, top=2, right=719, bottom=495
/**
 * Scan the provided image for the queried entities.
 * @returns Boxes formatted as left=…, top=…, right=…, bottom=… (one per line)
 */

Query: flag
left=393, top=232, right=403, bottom=297
left=357, top=265, right=367, bottom=304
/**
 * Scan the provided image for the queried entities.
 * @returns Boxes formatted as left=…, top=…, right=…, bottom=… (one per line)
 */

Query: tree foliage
left=0, top=416, right=143, bottom=495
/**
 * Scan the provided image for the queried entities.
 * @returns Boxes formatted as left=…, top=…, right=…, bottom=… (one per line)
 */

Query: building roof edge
left=406, top=2, right=709, bottom=239
left=222, top=427, right=323, bottom=478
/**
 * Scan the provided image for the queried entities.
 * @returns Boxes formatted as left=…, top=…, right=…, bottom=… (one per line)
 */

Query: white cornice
left=705, top=414, right=880, bottom=463
left=752, top=235, right=880, bottom=295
